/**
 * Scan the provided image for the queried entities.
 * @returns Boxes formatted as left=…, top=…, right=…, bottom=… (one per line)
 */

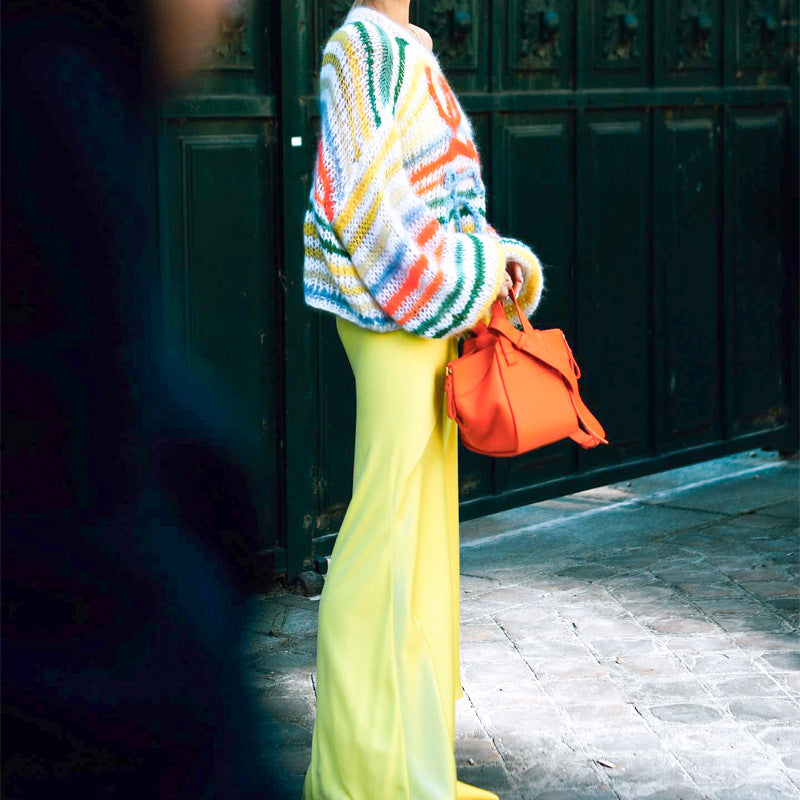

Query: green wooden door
left=161, top=0, right=798, bottom=580
left=159, top=1, right=285, bottom=568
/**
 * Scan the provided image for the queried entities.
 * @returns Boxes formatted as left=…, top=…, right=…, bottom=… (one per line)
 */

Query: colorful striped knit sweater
left=303, top=7, right=545, bottom=338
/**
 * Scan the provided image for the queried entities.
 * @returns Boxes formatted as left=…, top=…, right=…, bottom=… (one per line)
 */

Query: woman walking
left=302, top=2, right=544, bottom=798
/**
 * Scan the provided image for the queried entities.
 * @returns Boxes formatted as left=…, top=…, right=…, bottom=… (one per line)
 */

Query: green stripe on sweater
left=313, top=210, right=349, bottom=258
left=414, top=239, right=470, bottom=336
left=453, top=235, right=488, bottom=327
left=354, top=22, right=381, bottom=128
left=375, top=25, right=393, bottom=105
left=393, top=38, right=407, bottom=112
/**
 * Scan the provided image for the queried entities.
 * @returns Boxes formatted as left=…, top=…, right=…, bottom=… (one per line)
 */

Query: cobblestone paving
left=247, top=450, right=799, bottom=800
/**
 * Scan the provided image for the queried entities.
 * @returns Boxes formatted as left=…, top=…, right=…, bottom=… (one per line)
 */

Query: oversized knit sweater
left=303, top=6, right=545, bottom=338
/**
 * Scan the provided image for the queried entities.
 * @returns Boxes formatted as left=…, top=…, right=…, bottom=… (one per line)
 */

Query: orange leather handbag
left=445, top=291, right=608, bottom=457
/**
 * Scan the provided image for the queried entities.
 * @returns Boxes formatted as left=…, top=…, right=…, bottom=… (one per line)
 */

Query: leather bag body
left=445, top=294, right=608, bottom=457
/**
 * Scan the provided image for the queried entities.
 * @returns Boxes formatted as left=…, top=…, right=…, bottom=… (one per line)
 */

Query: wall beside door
left=161, top=0, right=798, bottom=580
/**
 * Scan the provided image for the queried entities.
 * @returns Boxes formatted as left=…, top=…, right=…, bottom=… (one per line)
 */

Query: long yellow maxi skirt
left=302, top=318, right=498, bottom=800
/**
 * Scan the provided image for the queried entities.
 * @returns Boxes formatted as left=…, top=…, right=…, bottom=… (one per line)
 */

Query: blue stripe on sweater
left=304, top=281, right=392, bottom=325
left=319, top=103, right=343, bottom=186
left=358, top=195, right=444, bottom=301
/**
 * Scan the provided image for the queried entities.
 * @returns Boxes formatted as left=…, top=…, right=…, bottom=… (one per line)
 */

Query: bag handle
left=486, top=292, right=608, bottom=447
left=486, top=293, right=565, bottom=377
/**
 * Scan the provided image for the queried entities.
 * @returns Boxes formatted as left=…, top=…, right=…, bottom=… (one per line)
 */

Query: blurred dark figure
left=2, top=1, right=273, bottom=796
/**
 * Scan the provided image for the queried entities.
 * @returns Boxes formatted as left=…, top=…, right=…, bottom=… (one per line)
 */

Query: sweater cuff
left=499, top=237, right=545, bottom=319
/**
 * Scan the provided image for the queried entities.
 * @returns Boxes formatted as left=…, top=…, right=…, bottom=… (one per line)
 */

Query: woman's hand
left=497, top=262, right=523, bottom=302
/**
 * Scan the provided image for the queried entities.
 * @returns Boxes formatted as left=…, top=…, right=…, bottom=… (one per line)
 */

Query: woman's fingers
left=497, top=270, right=513, bottom=301
left=502, top=262, right=523, bottom=300
left=511, top=262, right=523, bottom=294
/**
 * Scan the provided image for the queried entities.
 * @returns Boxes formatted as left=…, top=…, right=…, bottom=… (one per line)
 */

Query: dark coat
left=2, top=2, right=272, bottom=796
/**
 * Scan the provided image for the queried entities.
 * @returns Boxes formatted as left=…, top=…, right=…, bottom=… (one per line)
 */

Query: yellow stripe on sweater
left=396, top=65, right=431, bottom=132
left=395, top=58, right=427, bottom=120
left=304, top=239, right=363, bottom=286
left=332, top=31, right=371, bottom=146
left=334, top=124, right=401, bottom=234
left=305, top=262, right=375, bottom=310
left=322, top=45, right=369, bottom=149
left=334, top=58, right=428, bottom=235
left=320, top=56, right=356, bottom=142
left=347, top=155, right=404, bottom=255
left=348, top=162, right=428, bottom=289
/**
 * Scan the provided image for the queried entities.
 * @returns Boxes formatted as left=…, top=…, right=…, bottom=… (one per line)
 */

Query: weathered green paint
left=159, top=0, right=798, bottom=579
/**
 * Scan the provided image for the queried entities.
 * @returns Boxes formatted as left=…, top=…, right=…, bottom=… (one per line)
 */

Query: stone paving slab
left=248, top=450, right=799, bottom=799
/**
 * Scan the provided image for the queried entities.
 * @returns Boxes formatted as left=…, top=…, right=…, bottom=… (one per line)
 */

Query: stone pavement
left=246, top=449, right=800, bottom=800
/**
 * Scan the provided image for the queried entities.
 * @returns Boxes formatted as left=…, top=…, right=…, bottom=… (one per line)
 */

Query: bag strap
left=486, top=294, right=608, bottom=447
left=565, top=380, right=608, bottom=447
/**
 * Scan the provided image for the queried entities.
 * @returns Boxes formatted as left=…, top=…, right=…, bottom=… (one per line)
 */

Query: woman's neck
left=361, top=0, right=410, bottom=27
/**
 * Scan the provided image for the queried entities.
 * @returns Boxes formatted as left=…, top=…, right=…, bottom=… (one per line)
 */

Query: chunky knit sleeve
left=309, top=20, right=542, bottom=338
left=492, top=233, right=547, bottom=321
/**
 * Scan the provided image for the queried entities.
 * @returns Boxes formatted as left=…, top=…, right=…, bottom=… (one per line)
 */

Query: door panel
left=655, top=0, right=723, bottom=86
left=728, top=107, right=790, bottom=434
left=729, top=0, right=788, bottom=86
left=161, top=119, right=281, bottom=546
left=654, top=108, right=723, bottom=450
left=582, top=0, right=651, bottom=88
left=188, top=0, right=277, bottom=95
left=497, top=0, right=576, bottom=91
left=577, top=111, right=651, bottom=465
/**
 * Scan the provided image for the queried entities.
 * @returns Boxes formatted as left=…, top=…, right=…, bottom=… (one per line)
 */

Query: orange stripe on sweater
left=386, top=224, right=443, bottom=321
left=384, top=252, right=428, bottom=318
left=417, top=219, right=438, bottom=249
left=317, top=148, right=336, bottom=223
left=425, top=65, right=462, bottom=134
left=398, top=269, right=445, bottom=326
left=410, top=137, right=480, bottom=188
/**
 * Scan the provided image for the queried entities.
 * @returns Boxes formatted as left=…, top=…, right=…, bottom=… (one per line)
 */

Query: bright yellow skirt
left=302, top=318, right=498, bottom=800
